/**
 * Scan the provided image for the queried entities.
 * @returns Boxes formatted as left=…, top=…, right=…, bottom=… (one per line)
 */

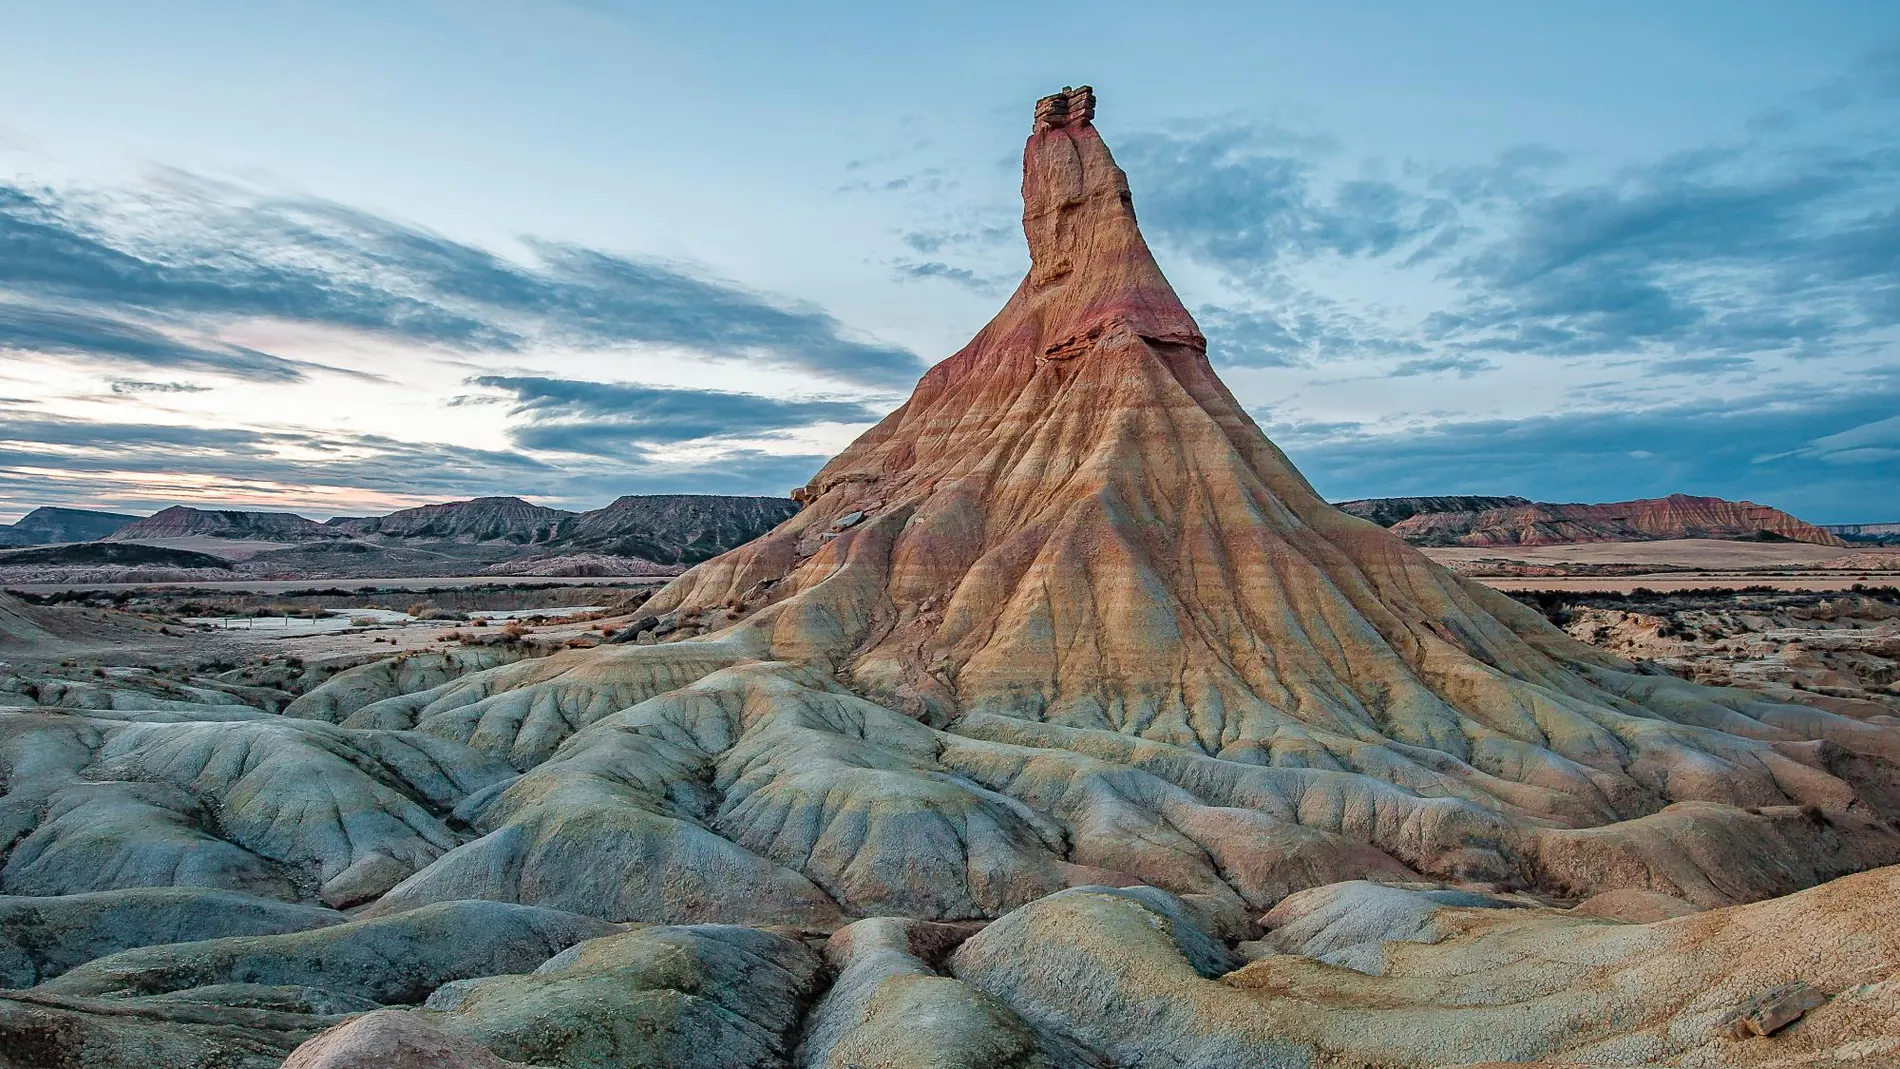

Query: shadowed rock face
left=5, top=88, right=1900, bottom=1068
left=548, top=495, right=802, bottom=565
left=332, top=498, right=574, bottom=544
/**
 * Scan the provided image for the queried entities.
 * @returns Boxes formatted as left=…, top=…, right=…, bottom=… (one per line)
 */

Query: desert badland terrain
left=3, top=89, right=1899, bottom=1069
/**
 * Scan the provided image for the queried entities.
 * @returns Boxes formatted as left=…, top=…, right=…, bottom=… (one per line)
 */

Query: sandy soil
left=1475, top=574, right=1899, bottom=593
left=103, top=536, right=313, bottom=560
left=244, top=608, right=633, bottom=665
left=1423, top=538, right=1896, bottom=570
left=6, top=575, right=668, bottom=596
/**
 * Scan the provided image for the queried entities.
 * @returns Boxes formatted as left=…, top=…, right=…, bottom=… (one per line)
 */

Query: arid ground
left=3, top=91, right=1897, bottom=1069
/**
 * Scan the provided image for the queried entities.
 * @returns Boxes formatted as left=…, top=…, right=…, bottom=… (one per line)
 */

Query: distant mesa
left=107, top=505, right=341, bottom=544
left=0, top=506, right=140, bottom=547
left=1331, top=495, right=1530, bottom=529
left=1337, top=492, right=1845, bottom=548
left=328, top=496, right=573, bottom=544
left=0, top=494, right=805, bottom=580
left=549, top=494, right=800, bottom=565
left=1825, top=520, right=1900, bottom=545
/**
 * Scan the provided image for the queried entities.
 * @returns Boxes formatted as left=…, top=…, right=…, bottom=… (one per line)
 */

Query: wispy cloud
left=1389, top=354, right=1495, bottom=378
left=1427, top=143, right=1900, bottom=360
left=469, top=375, right=884, bottom=458
left=1116, top=124, right=1459, bottom=279
left=0, top=407, right=833, bottom=515
left=0, top=301, right=314, bottom=382
left=109, top=379, right=212, bottom=395
left=890, top=259, right=1004, bottom=294
left=0, top=176, right=926, bottom=389
left=1276, top=376, right=1900, bottom=522
left=1103, top=64, right=1900, bottom=386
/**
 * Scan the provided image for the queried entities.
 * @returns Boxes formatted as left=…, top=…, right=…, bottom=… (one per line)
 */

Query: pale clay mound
left=4, top=87, right=1900, bottom=1067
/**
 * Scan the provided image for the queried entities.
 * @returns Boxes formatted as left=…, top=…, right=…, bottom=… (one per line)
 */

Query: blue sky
left=1, top=1, right=1896, bottom=522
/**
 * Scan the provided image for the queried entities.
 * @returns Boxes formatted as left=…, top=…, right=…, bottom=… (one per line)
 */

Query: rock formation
left=39, top=495, right=801, bottom=580
left=1827, top=520, right=1900, bottom=544
left=328, top=498, right=572, bottom=544
left=1346, top=492, right=1846, bottom=547
left=1334, top=494, right=1530, bottom=528
left=5, top=89, right=1900, bottom=1068
left=107, top=505, right=341, bottom=543
left=0, top=507, right=139, bottom=547
left=546, top=494, right=801, bottom=565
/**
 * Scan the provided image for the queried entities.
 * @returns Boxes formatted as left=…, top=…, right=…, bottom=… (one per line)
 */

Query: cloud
left=1389, top=354, right=1495, bottom=378
left=891, top=259, right=1003, bottom=294
left=1110, top=87, right=1900, bottom=378
left=0, top=301, right=312, bottom=382
left=1194, top=299, right=1428, bottom=369
left=469, top=375, right=886, bottom=457
left=0, top=176, right=926, bottom=389
left=896, top=224, right=1018, bottom=258
left=1115, top=124, right=1458, bottom=279
left=0, top=408, right=826, bottom=515
left=1649, top=355, right=1755, bottom=378
left=0, top=411, right=552, bottom=507
left=109, top=379, right=212, bottom=394
left=1427, top=148, right=1900, bottom=359
left=1276, top=377, right=1900, bottom=522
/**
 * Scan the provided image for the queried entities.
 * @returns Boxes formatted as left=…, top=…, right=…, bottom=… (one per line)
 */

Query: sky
left=1, top=1, right=1897, bottom=523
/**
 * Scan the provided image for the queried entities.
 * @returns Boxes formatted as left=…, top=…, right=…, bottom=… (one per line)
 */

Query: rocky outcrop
left=0, top=507, right=139, bottom=547
left=37, top=496, right=795, bottom=580
left=1334, top=495, right=1529, bottom=528
left=546, top=494, right=800, bottom=564
left=1828, top=521, right=1900, bottom=544
left=106, top=505, right=339, bottom=543
left=1545, top=589, right=1900, bottom=716
left=1360, top=492, right=1846, bottom=547
left=330, top=498, right=573, bottom=544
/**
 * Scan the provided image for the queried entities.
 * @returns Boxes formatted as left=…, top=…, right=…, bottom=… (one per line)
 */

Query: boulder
left=1725, top=980, right=1829, bottom=1038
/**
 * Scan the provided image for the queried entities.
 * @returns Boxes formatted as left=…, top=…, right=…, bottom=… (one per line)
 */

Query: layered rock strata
left=4, top=89, right=1900, bottom=1068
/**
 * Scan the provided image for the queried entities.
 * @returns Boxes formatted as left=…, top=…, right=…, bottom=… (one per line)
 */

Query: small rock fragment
left=1725, top=980, right=1827, bottom=1038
